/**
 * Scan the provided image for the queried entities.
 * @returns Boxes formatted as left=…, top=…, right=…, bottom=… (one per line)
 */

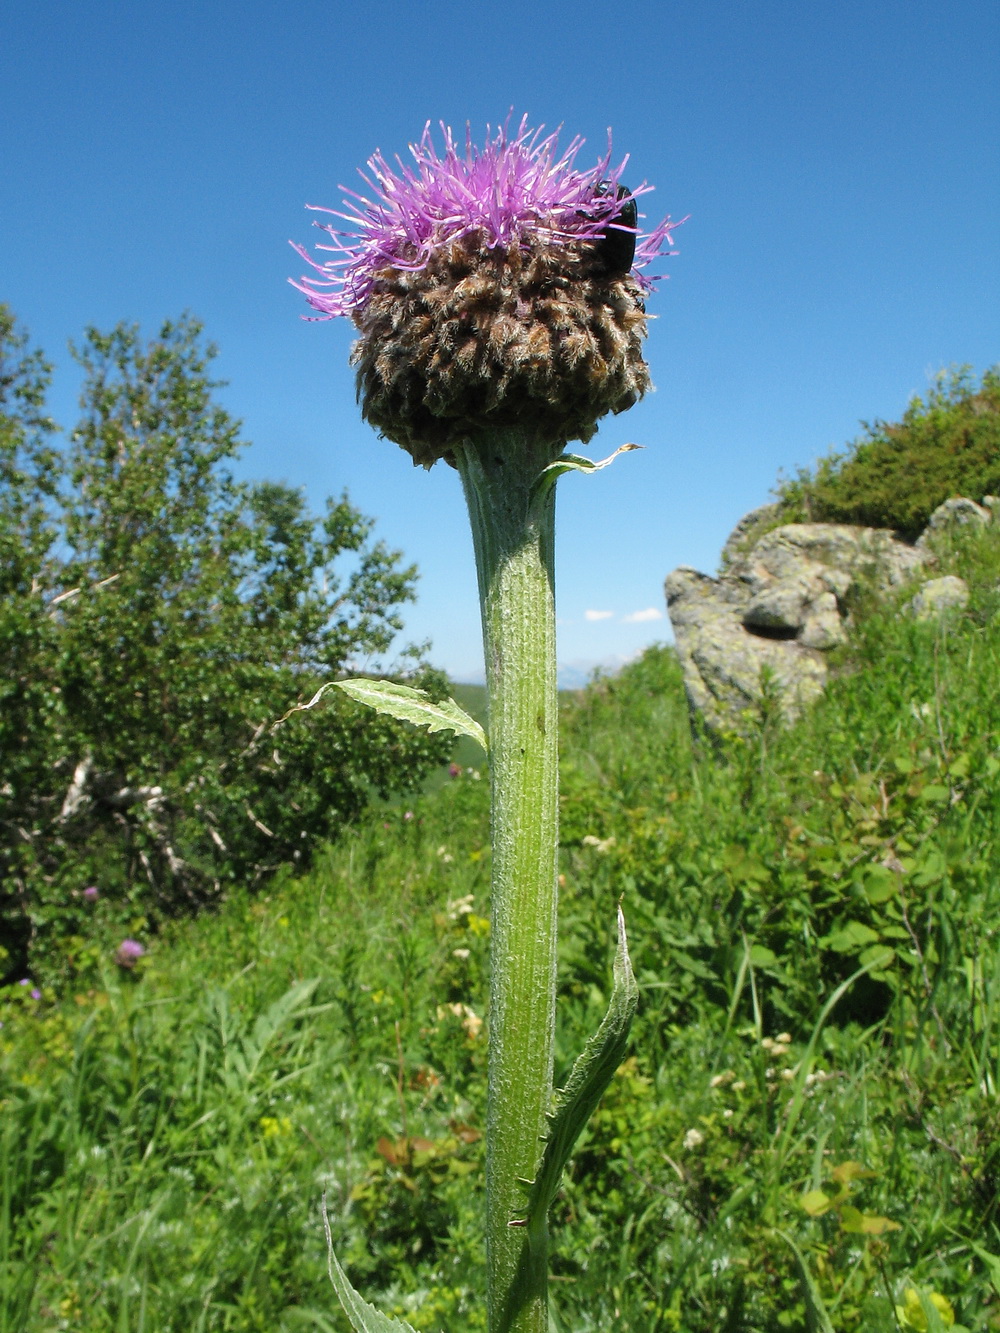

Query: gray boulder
left=908, top=575, right=970, bottom=619
left=915, top=497, right=991, bottom=548
left=666, top=565, right=828, bottom=732
left=666, top=518, right=929, bottom=733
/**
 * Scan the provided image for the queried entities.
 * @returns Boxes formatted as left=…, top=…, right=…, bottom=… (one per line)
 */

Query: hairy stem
left=455, top=431, right=561, bottom=1333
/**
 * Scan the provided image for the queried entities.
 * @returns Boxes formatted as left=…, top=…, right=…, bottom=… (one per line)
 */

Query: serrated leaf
left=291, top=679, right=487, bottom=752
left=321, top=1197, right=422, bottom=1333
left=523, top=907, right=638, bottom=1229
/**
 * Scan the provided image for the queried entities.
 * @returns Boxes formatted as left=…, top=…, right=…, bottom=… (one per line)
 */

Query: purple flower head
left=115, top=938, right=145, bottom=968
left=83, top=885, right=99, bottom=902
left=292, top=114, right=680, bottom=321
left=18, top=978, right=30, bottom=986
left=31, top=988, right=41, bottom=1001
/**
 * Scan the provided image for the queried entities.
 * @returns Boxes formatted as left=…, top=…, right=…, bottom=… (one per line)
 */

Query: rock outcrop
left=665, top=498, right=991, bottom=733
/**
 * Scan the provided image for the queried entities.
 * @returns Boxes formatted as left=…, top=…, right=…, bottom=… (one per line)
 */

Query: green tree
left=0, top=312, right=451, bottom=979
left=0, top=306, right=63, bottom=976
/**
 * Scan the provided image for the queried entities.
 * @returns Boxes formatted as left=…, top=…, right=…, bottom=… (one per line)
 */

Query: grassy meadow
left=3, top=521, right=1000, bottom=1331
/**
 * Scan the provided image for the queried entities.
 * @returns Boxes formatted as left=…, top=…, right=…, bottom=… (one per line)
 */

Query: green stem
left=454, top=431, right=561, bottom=1333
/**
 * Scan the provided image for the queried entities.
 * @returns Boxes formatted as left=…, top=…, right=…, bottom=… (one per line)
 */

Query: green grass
left=3, top=525, right=1000, bottom=1331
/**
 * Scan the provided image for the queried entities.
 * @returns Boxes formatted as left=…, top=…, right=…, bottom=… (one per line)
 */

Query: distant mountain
left=451, top=657, right=635, bottom=691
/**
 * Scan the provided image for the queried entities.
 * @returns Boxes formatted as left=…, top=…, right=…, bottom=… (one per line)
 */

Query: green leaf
left=321, top=1197, right=422, bottom=1333
left=523, top=906, right=639, bottom=1230
left=858, top=943, right=896, bottom=973
left=830, top=1160, right=873, bottom=1185
left=289, top=679, right=487, bottom=752
left=857, top=864, right=898, bottom=904
left=749, top=944, right=779, bottom=968
left=800, top=1189, right=833, bottom=1217
left=530, top=443, right=643, bottom=510
left=838, top=1204, right=900, bottom=1234
left=823, top=921, right=880, bottom=953
left=962, top=1238, right=1000, bottom=1297
left=772, top=1230, right=836, bottom=1333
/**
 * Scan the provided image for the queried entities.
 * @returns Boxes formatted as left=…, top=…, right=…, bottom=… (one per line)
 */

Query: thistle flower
left=115, top=938, right=145, bottom=968
left=295, top=115, right=671, bottom=1333
left=292, top=115, right=680, bottom=466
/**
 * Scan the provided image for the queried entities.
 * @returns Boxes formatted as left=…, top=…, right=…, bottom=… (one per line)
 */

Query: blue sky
left=3, top=0, right=998, bottom=682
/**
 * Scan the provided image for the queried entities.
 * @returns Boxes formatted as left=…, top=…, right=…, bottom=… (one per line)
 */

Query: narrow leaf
left=523, top=907, right=638, bottom=1229
left=773, top=1230, right=837, bottom=1333
left=321, top=1197, right=421, bottom=1333
left=530, top=443, right=643, bottom=509
left=963, top=1238, right=1000, bottom=1297
left=280, top=679, right=487, bottom=752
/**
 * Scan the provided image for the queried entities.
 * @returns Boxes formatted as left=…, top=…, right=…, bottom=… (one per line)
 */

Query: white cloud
left=622, top=607, right=663, bottom=624
left=584, top=609, right=615, bottom=622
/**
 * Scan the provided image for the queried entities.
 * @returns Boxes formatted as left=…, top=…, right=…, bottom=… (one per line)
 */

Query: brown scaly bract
left=351, top=233, right=651, bottom=468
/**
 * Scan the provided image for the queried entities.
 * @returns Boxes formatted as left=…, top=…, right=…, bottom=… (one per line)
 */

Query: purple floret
left=292, top=114, right=680, bottom=320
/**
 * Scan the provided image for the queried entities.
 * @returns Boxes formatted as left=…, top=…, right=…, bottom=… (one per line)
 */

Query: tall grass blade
left=773, top=1230, right=836, bottom=1333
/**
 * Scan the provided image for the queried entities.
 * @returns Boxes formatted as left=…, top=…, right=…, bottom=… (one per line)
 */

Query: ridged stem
left=454, top=431, right=560, bottom=1333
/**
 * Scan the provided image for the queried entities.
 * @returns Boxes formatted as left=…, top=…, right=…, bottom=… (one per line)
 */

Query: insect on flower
left=591, top=182, right=639, bottom=277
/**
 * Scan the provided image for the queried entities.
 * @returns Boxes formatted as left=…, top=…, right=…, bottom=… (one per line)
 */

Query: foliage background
left=3, top=314, right=1000, bottom=1328
left=0, top=307, right=451, bottom=983
left=773, top=368, right=1000, bottom=538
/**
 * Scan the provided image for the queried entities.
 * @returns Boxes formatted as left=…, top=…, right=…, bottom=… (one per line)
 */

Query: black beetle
left=592, top=182, right=638, bottom=276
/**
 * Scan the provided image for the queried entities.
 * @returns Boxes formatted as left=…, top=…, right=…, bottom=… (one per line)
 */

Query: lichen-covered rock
left=719, top=503, right=781, bottom=568
left=739, top=524, right=926, bottom=590
left=916, top=497, right=992, bottom=548
left=665, top=518, right=929, bottom=733
left=665, top=566, right=827, bottom=732
left=908, top=575, right=970, bottom=619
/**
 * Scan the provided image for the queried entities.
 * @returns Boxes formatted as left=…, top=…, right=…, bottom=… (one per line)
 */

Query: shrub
left=775, top=365, right=1000, bottom=538
left=0, top=309, right=452, bottom=980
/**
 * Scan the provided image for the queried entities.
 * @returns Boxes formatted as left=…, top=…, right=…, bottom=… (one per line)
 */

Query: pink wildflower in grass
left=291, top=114, right=680, bottom=321
left=83, top=885, right=99, bottom=902
left=115, top=938, right=145, bottom=968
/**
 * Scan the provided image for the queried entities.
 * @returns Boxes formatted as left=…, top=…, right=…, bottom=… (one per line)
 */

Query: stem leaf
left=288, top=679, right=487, bottom=752
left=322, top=1197, right=422, bottom=1333
left=522, top=907, right=638, bottom=1229
left=531, top=443, right=643, bottom=508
